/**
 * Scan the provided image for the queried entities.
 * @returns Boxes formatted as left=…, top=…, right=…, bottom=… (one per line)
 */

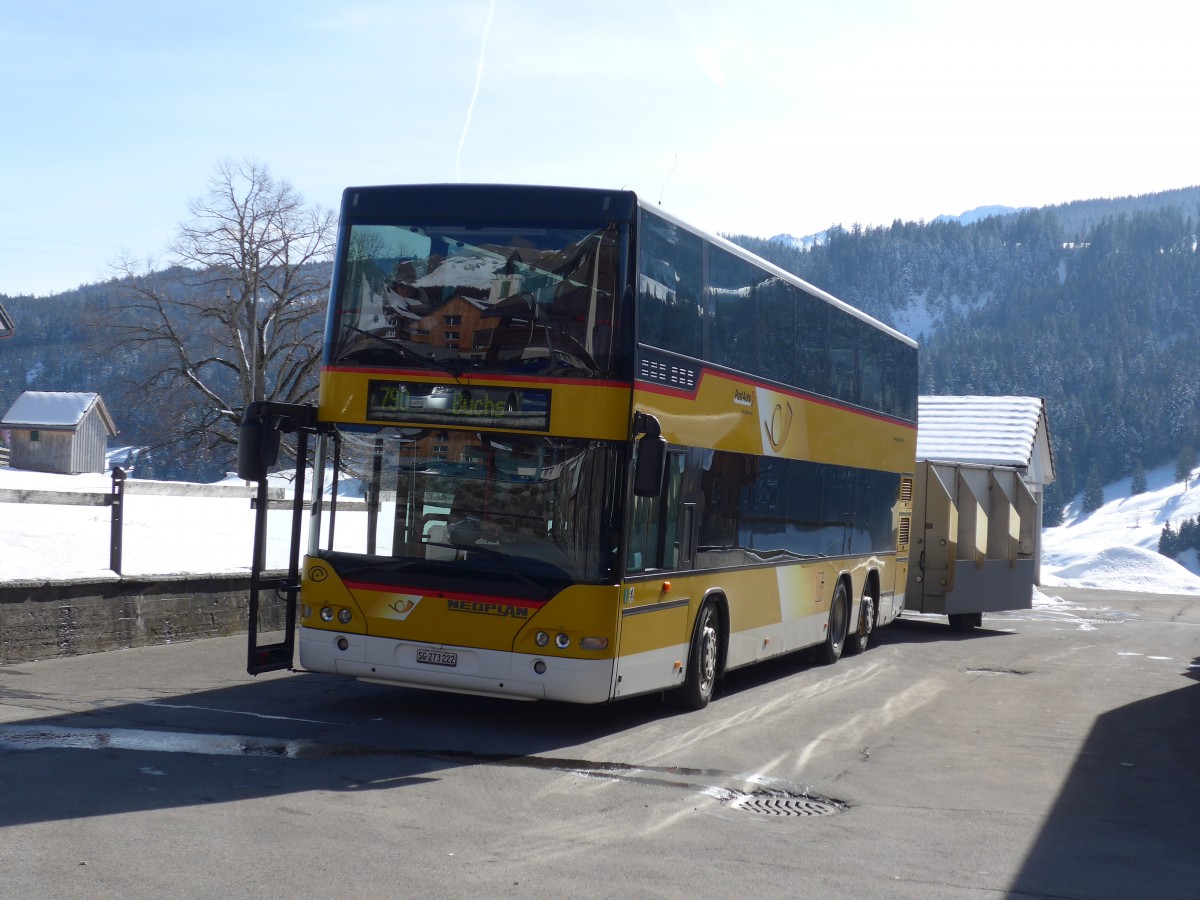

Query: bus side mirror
left=237, top=401, right=282, bottom=482
left=633, top=414, right=668, bottom=497
left=237, top=401, right=315, bottom=482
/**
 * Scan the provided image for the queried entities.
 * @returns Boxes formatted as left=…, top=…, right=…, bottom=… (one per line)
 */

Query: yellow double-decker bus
left=239, top=184, right=916, bottom=709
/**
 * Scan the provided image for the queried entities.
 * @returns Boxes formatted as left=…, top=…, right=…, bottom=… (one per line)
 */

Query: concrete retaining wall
left=0, top=574, right=285, bottom=665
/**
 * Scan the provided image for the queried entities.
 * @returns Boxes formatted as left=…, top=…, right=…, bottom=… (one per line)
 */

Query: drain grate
left=725, top=790, right=845, bottom=817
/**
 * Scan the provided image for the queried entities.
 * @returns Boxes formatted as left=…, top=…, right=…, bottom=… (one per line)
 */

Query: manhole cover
left=725, top=791, right=844, bottom=817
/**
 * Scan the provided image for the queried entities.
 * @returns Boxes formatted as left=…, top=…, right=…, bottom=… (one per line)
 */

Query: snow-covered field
left=0, top=468, right=300, bottom=582
left=3, top=462, right=1200, bottom=595
left=1040, top=462, right=1200, bottom=594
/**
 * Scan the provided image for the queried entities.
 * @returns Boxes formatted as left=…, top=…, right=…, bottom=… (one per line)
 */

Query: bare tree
left=109, top=159, right=335, bottom=476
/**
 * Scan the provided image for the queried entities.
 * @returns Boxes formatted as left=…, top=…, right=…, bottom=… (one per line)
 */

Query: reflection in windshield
left=311, top=427, right=622, bottom=588
left=331, top=223, right=623, bottom=378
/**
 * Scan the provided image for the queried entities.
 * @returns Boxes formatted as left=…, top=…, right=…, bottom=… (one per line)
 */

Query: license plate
left=416, top=648, right=458, bottom=667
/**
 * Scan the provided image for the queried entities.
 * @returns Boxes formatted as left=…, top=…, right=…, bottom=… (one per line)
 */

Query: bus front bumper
left=298, top=626, right=615, bottom=704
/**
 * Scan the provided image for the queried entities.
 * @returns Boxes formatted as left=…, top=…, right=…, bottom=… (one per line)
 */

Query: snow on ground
left=0, top=467, right=302, bottom=581
left=3, top=461, right=1200, bottom=595
left=1041, top=461, right=1200, bottom=594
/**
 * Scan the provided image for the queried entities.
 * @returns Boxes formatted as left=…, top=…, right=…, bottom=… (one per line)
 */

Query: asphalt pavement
left=1, top=585, right=1197, bottom=899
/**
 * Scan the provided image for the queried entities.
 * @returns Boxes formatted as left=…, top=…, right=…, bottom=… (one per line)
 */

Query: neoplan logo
left=448, top=599, right=531, bottom=618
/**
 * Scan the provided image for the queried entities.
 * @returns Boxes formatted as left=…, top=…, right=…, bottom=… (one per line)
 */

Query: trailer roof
left=917, top=395, right=1055, bottom=484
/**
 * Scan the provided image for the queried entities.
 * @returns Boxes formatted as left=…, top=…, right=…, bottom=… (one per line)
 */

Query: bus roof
left=340, top=183, right=638, bottom=225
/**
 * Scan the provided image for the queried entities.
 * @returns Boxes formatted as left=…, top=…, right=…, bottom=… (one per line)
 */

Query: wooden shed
left=1, top=391, right=118, bottom=474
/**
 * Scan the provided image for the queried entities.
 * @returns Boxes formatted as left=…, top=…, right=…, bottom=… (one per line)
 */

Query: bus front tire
left=819, top=582, right=850, bottom=665
left=671, top=602, right=720, bottom=710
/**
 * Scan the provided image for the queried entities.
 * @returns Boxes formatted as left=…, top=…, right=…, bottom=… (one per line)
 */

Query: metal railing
left=0, top=471, right=367, bottom=575
left=0, top=468, right=132, bottom=573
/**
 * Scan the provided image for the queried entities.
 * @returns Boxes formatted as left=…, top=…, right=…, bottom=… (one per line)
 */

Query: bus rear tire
left=818, top=581, right=850, bottom=665
left=670, top=602, right=720, bottom=710
left=846, top=592, right=874, bottom=656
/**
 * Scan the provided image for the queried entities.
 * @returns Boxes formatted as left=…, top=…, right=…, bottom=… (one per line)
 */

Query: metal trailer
left=906, top=459, right=1039, bottom=630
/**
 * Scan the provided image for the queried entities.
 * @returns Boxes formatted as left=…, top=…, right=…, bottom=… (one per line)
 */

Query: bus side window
left=707, top=247, right=757, bottom=372
left=828, top=312, right=859, bottom=405
left=637, top=212, right=703, bottom=359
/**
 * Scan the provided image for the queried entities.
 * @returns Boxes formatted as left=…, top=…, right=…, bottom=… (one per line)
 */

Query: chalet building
left=1, top=391, right=118, bottom=474
left=409, top=295, right=491, bottom=356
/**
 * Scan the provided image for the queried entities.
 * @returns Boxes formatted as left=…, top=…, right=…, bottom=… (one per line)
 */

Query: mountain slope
left=732, top=187, right=1200, bottom=522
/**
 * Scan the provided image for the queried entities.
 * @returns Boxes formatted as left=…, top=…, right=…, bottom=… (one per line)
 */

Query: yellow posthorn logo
left=764, top=400, right=793, bottom=452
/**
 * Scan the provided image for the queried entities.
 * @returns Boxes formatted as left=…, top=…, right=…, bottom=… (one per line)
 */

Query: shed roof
left=916, top=395, right=1054, bottom=483
left=2, top=391, right=118, bottom=435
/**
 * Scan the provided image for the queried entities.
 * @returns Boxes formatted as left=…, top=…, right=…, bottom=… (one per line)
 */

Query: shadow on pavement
left=1007, top=660, right=1200, bottom=898
left=883, top=615, right=1018, bottom=645
left=0, top=670, right=676, bottom=829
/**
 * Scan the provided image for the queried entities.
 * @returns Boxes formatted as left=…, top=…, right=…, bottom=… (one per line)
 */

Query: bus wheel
left=819, top=582, right=850, bottom=665
left=672, top=602, right=720, bottom=710
left=846, top=592, right=874, bottom=656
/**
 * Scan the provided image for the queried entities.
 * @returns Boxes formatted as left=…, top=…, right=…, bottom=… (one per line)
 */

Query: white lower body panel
left=612, top=642, right=689, bottom=699
left=299, top=627, right=615, bottom=703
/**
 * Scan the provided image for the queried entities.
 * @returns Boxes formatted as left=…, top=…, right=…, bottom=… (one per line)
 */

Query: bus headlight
left=320, top=607, right=334, bottom=622
left=535, top=631, right=550, bottom=647
left=555, top=633, right=571, bottom=649
left=338, top=608, right=353, bottom=624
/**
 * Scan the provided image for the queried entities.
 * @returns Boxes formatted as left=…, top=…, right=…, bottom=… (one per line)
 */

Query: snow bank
left=1041, top=545, right=1200, bottom=594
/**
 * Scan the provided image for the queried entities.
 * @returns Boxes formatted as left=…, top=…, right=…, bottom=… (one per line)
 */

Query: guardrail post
left=109, top=466, right=126, bottom=574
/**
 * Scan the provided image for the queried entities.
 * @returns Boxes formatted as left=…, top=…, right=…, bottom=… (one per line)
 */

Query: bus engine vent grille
left=638, top=357, right=697, bottom=391
left=900, top=477, right=914, bottom=503
left=897, top=516, right=911, bottom=547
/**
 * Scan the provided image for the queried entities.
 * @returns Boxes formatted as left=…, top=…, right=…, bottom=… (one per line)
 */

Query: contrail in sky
left=457, top=0, right=497, bottom=182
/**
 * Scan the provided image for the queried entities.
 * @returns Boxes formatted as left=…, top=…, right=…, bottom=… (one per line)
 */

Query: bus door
left=615, top=449, right=693, bottom=697
left=238, top=402, right=316, bottom=675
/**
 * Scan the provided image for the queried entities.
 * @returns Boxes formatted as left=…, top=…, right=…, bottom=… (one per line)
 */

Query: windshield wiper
left=340, top=325, right=462, bottom=378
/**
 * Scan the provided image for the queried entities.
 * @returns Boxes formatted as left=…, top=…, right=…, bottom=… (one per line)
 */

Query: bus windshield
left=330, top=222, right=624, bottom=378
left=311, top=427, right=623, bottom=591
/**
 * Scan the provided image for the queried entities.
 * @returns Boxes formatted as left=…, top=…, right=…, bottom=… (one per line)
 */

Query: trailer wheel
left=949, top=612, right=982, bottom=631
left=818, top=581, right=850, bottom=665
left=846, top=592, right=875, bottom=655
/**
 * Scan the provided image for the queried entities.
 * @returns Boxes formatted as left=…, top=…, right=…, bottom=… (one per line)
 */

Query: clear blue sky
left=3, top=0, right=1197, bottom=297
